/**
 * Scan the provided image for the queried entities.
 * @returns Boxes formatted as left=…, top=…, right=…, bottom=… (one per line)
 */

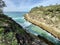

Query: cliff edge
left=24, top=4, right=60, bottom=39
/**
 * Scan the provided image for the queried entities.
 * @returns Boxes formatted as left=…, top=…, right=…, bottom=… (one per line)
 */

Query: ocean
left=4, top=12, right=60, bottom=45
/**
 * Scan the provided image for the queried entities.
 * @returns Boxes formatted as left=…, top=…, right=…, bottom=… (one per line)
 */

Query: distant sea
left=4, top=12, right=32, bottom=28
left=4, top=12, right=27, bottom=18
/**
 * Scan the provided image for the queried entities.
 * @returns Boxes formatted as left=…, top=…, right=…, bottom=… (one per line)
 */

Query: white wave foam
left=22, top=21, right=31, bottom=28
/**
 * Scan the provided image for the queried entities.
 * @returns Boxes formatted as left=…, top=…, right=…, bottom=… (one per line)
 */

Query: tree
left=0, top=0, right=6, bottom=14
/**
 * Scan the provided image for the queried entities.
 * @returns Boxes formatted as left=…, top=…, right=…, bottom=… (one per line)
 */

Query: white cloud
left=3, top=0, right=18, bottom=12
left=3, top=0, right=60, bottom=12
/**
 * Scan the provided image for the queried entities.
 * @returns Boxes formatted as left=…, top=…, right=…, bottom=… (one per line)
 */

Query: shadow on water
left=38, top=35, right=55, bottom=45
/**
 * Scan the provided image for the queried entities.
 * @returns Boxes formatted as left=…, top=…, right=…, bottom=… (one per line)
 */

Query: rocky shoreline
left=24, top=14, right=60, bottom=39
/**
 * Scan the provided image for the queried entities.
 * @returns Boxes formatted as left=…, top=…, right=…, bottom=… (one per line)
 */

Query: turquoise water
left=4, top=12, right=60, bottom=45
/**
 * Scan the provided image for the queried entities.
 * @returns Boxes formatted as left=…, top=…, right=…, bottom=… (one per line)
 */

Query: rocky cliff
left=24, top=4, right=60, bottom=39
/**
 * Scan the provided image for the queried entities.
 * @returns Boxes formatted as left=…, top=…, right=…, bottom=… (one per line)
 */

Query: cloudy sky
left=3, top=0, right=60, bottom=12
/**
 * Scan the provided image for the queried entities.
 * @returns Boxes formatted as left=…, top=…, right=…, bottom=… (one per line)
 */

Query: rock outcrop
left=24, top=4, right=60, bottom=39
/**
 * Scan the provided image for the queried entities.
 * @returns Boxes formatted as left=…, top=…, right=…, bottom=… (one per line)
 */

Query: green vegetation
left=0, top=14, right=25, bottom=45
left=30, top=4, right=60, bottom=15
left=0, top=0, right=6, bottom=14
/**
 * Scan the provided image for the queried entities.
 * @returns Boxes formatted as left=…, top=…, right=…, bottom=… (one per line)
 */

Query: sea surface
left=4, top=12, right=60, bottom=45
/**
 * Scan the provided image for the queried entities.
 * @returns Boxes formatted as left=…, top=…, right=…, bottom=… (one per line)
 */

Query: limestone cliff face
left=24, top=4, right=60, bottom=39
left=24, top=14, right=60, bottom=39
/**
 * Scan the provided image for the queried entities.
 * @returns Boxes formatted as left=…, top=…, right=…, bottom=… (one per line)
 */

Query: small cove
left=4, top=12, right=60, bottom=45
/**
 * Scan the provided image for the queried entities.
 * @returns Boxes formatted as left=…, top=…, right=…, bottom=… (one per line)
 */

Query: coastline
left=24, top=14, right=60, bottom=39
left=4, top=14, right=54, bottom=45
left=3, top=12, right=60, bottom=45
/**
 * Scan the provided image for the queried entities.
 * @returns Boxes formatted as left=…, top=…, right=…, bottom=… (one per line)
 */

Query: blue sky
left=3, top=0, right=60, bottom=12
